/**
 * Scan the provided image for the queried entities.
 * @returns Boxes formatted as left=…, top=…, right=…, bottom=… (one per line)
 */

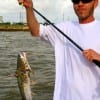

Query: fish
left=15, top=52, right=32, bottom=100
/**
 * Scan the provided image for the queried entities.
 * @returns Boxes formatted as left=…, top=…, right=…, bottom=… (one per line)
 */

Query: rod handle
left=19, top=2, right=23, bottom=6
left=93, top=60, right=100, bottom=67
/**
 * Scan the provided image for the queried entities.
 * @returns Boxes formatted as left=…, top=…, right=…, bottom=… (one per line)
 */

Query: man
left=18, top=0, right=100, bottom=100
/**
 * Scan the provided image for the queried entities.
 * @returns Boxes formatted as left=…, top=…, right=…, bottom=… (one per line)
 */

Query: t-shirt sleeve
left=39, top=22, right=71, bottom=47
left=39, top=24, right=56, bottom=47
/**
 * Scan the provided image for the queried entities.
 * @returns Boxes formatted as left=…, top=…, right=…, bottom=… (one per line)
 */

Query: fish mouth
left=19, top=52, right=27, bottom=60
left=18, top=52, right=32, bottom=72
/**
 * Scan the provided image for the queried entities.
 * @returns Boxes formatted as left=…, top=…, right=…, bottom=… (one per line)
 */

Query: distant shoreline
left=0, top=24, right=29, bottom=31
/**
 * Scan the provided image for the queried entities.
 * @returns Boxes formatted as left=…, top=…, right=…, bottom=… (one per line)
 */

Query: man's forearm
left=26, top=7, right=40, bottom=36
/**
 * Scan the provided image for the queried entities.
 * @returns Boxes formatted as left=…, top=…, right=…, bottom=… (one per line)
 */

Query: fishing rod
left=33, top=8, right=100, bottom=68
left=19, top=2, right=100, bottom=67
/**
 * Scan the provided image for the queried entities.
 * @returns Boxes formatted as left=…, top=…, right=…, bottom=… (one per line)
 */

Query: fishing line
left=33, top=8, right=100, bottom=68
left=19, top=3, right=100, bottom=67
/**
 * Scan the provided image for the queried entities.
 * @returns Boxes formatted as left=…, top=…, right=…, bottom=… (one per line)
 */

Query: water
left=0, top=31, right=55, bottom=100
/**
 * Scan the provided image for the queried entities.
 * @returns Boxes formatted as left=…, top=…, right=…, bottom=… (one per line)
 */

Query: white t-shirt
left=39, top=20, right=100, bottom=100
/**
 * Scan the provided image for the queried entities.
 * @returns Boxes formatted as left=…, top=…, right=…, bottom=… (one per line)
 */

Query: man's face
left=73, top=0, right=97, bottom=22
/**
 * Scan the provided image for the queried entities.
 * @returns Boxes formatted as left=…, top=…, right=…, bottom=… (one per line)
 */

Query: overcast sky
left=0, top=0, right=73, bottom=23
left=0, top=0, right=100, bottom=23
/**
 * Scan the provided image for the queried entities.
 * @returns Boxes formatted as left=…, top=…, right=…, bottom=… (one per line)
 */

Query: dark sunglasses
left=71, top=0, right=93, bottom=4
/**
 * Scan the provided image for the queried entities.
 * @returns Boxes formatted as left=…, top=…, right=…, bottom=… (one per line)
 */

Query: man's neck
left=79, top=17, right=95, bottom=24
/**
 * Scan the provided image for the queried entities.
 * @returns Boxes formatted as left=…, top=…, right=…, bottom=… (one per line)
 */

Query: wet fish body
left=16, top=52, right=32, bottom=100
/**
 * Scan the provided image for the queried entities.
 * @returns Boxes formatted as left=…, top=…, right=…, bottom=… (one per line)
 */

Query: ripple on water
left=0, top=31, right=55, bottom=100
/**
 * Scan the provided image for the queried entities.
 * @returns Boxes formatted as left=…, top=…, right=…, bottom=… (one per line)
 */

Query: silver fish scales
left=16, top=52, right=32, bottom=100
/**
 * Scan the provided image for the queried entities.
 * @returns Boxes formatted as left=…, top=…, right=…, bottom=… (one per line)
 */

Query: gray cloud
left=0, top=0, right=100, bottom=23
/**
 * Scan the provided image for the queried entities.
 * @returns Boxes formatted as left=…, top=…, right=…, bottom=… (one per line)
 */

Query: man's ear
left=94, top=0, right=98, bottom=8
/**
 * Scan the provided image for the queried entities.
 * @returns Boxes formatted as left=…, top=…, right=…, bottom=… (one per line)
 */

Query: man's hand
left=83, top=49, right=100, bottom=62
left=17, top=0, right=33, bottom=8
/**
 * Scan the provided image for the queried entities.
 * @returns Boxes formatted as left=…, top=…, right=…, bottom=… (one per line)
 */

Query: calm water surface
left=0, top=31, right=55, bottom=100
